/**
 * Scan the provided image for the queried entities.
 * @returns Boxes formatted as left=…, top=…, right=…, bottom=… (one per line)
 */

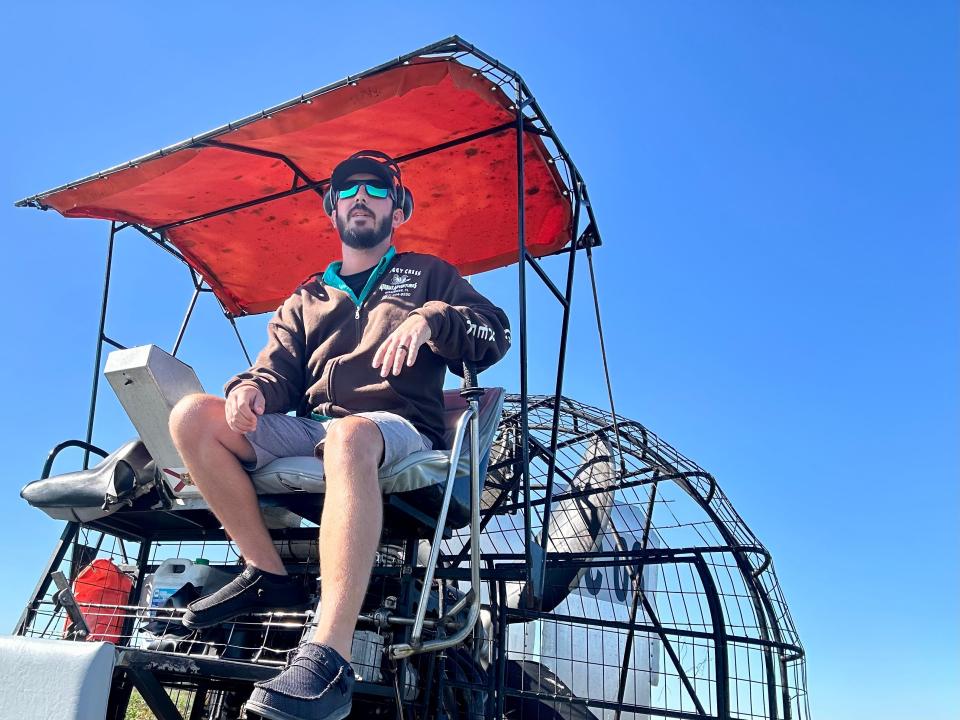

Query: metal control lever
left=51, top=570, right=91, bottom=640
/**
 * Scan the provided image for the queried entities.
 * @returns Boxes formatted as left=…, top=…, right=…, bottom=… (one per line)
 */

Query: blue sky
left=1, top=3, right=956, bottom=718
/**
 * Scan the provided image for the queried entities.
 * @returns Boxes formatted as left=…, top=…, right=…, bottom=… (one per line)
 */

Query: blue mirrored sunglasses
left=337, top=180, right=392, bottom=200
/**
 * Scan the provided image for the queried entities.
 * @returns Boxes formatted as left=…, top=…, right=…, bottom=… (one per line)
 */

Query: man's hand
left=225, top=384, right=266, bottom=433
left=373, top=314, right=432, bottom=378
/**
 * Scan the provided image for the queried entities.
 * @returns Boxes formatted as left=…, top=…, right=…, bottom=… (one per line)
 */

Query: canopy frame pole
left=171, top=269, right=203, bottom=358
left=228, top=316, right=253, bottom=366
left=200, top=140, right=319, bottom=190
left=532, top=176, right=581, bottom=605
left=152, top=120, right=530, bottom=235
left=82, top=221, right=119, bottom=469
left=125, top=223, right=188, bottom=264
left=513, top=79, right=542, bottom=609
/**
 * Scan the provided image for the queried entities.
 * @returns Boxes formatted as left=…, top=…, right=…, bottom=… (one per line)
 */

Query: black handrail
left=42, top=439, right=109, bottom=480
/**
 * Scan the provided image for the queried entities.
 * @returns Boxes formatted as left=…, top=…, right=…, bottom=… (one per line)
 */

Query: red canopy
left=23, top=54, right=573, bottom=315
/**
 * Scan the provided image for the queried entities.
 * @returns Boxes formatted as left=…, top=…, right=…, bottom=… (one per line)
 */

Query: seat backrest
left=441, top=388, right=505, bottom=478
left=0, top=636, right=115, bottom=720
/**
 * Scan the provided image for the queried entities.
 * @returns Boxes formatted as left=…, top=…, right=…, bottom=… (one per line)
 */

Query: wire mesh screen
left=441, top=394, right=809, bottom=720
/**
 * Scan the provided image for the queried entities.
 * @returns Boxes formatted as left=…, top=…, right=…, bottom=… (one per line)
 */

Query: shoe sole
left=243, top=699, right=352, bottom=720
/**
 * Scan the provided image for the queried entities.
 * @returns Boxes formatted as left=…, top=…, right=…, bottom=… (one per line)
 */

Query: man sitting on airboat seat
left=167, top=150, right=510, bottom=720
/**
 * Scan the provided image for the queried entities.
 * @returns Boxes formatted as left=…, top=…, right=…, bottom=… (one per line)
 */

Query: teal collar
left=322, top=245, right=397, bottom=306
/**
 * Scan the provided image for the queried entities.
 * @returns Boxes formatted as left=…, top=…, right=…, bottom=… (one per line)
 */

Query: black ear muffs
left=322, top=185, right=336, bottom=217
left=397, top=186, right=414, bottom=221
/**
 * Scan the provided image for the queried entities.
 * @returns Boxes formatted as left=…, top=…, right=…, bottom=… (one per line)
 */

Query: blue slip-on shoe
left=245, top=642, right=355, bottom=720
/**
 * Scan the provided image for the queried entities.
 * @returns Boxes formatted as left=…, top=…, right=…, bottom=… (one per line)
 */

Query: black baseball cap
left=330, top=150, right=401, bottom=191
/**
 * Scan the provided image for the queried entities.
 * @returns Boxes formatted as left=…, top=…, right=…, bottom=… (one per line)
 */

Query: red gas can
left=64, top=558, right=134, bottom=643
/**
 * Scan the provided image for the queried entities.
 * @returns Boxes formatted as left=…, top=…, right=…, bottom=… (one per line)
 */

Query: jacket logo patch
left=379, top=273, right=419, bottom=298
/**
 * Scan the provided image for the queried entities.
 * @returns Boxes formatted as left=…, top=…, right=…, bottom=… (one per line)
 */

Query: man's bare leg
left=310, top=416, right=384, bottom=660
left=169, top=393, right=286, bottom=575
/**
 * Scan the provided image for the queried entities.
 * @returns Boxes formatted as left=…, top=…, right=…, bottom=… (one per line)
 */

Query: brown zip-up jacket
left=224, top=249, right=511, bottom=450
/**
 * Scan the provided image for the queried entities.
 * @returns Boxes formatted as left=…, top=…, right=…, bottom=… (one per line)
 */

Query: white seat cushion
left=251, top=388, right=505, bottom=497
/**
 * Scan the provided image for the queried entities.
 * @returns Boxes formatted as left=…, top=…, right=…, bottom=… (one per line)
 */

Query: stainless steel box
left=104, top=344, right=205, bottom=498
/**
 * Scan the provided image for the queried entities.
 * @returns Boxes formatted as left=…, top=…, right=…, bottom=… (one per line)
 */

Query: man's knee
left=324, top=417, right=383, bottom=469
left=169, top=393, right=225, bottom=449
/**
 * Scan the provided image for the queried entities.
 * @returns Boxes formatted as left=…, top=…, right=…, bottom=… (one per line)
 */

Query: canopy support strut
left=153, top=120, right=538, bottom=235
left=83, top=221, right=118, bottom=469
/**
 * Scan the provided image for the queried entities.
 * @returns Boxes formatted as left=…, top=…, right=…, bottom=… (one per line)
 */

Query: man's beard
left=336, top=209, right=393, bottom=249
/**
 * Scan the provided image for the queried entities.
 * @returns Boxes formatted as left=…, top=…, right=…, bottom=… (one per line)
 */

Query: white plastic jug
left=141, top=558, right=232, bottom=608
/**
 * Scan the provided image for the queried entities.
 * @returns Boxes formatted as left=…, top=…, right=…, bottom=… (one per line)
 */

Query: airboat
left=8, top=37, right=809, bottom=720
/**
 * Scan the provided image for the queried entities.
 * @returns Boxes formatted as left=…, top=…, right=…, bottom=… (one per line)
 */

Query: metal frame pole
left=534, top=178, right=581, bottom=604
left=171, top=270, right=201, bottom=357
left=585, top=236, right=626, bottom=474
left=514, top=80, right=538, bottom=609
left=83, top=221, right=118, bottom=469
left=13, top=521, right=79, bottom=635
left=614, top=478, right=659, bottom=720
left=696, top=555, right=731, bottom=719
left=228, top=316, right=253, bottom=365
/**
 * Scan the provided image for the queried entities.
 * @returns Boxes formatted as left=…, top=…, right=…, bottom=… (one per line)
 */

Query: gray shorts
left=242, top=411, right=432, bottom=472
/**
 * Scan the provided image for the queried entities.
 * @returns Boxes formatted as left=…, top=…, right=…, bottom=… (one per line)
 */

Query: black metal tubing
left=200, top=139, right=320, bottom=191
left=443, top=462, right=521, bottom=568
left=40, top=439, right=109, bottom=479
left=105, top=671, right=136, bottom=720
left=126, top=222, right=187, bottom=264
left=694, top=554, right=731, bottom=719
left=523, top=250, right=569, bottom=308
left=83, top=221, right=117, bottom=469
left=742, top=549, right=787, bottom=719
left=116, top=539, right=152, bottom=647
left=513, top=88, right=538, bottom=607
left=634, top=581, right=707, bottom=716
left=127, top=667, right=184, bottom=720
left=152, top=179, right=319, bottom=234
left=585, top=241, right=626, bottom=476
left=152, top=120, right=526, bottom=234
left=491, top=468, right=718, bottom=516
left=117, top=645, right=446, bottom=707
left=188, top=686, right=208, bottom=720
left=483, top=558, right=499, bottom=719
left=614, top=478, right=658, bottom=720
left=172, top=277, right=201, bottom=357
left=504, top=603, right=708, bottom=641
left=470, top=544, right=770, bottom=566
left=530, top=184, right=580, bottom=608
left=13, top=521, right=79, bottom=635
left=228, top=316, right=253, bottom=366
left=525, top=435, right=578, bottom=487
left=102, top=334, right=126, bottom=351
left=455, top=38, right=598, bottom=249
left=503, top=409, right=651, bottom=479
left=495, top=579, right=508, bottom=719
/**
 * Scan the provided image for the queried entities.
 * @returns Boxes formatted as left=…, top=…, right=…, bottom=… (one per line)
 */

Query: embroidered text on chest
left=379, top=268, right=420, bottom=297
